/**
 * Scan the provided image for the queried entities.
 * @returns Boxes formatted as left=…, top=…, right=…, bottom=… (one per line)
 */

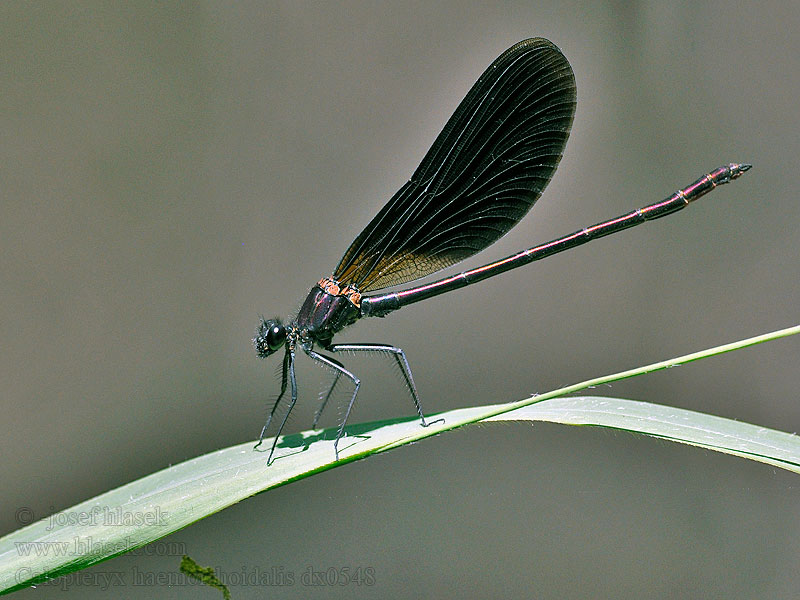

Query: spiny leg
left=268, top=348, right=298, bottom=463
left=328, top=343, right=442, bottom=428
left=260, top=348, right=298, bottom=464
left=304, top=348, right=360, bottom=461
left=255, top=345, right=290, bottom=451
left=312, top=368, right=342, bottom=430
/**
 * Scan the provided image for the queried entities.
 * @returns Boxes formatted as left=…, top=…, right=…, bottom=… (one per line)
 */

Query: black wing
left=333, top=38, right=576, bottom=292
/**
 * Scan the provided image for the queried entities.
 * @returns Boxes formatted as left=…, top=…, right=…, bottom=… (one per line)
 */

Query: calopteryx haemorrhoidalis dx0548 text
left=253, top=38, right=750, bottom=463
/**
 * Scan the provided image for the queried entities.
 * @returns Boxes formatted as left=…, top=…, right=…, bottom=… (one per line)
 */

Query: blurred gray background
left=2, top=2, right=799, bottom=598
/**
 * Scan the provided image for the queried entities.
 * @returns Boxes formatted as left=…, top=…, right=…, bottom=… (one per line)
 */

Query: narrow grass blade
left=1, top=324, right=798, bottom=594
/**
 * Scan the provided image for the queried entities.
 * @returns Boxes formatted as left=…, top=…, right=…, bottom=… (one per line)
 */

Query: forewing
left=334, top=38, right=576, bottom=292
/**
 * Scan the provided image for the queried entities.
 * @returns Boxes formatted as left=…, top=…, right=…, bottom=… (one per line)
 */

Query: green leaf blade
left=2, top=324, right=798, bottom=593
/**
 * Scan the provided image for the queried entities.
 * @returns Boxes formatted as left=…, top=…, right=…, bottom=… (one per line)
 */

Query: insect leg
left=261, top=347, right=298, bottom=464
left=328, top=343, right=442, bottom=427
left=305, top=348, right=360, bottom=461
left=255, top=345, right=290, bottom=451
left=313, top=367, right=342, bottom=430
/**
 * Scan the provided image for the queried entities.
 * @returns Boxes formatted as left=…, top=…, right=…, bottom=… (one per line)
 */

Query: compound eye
left=254, top=319, right=287, bottom=357
left=266, top=323, right=286, bottom=351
